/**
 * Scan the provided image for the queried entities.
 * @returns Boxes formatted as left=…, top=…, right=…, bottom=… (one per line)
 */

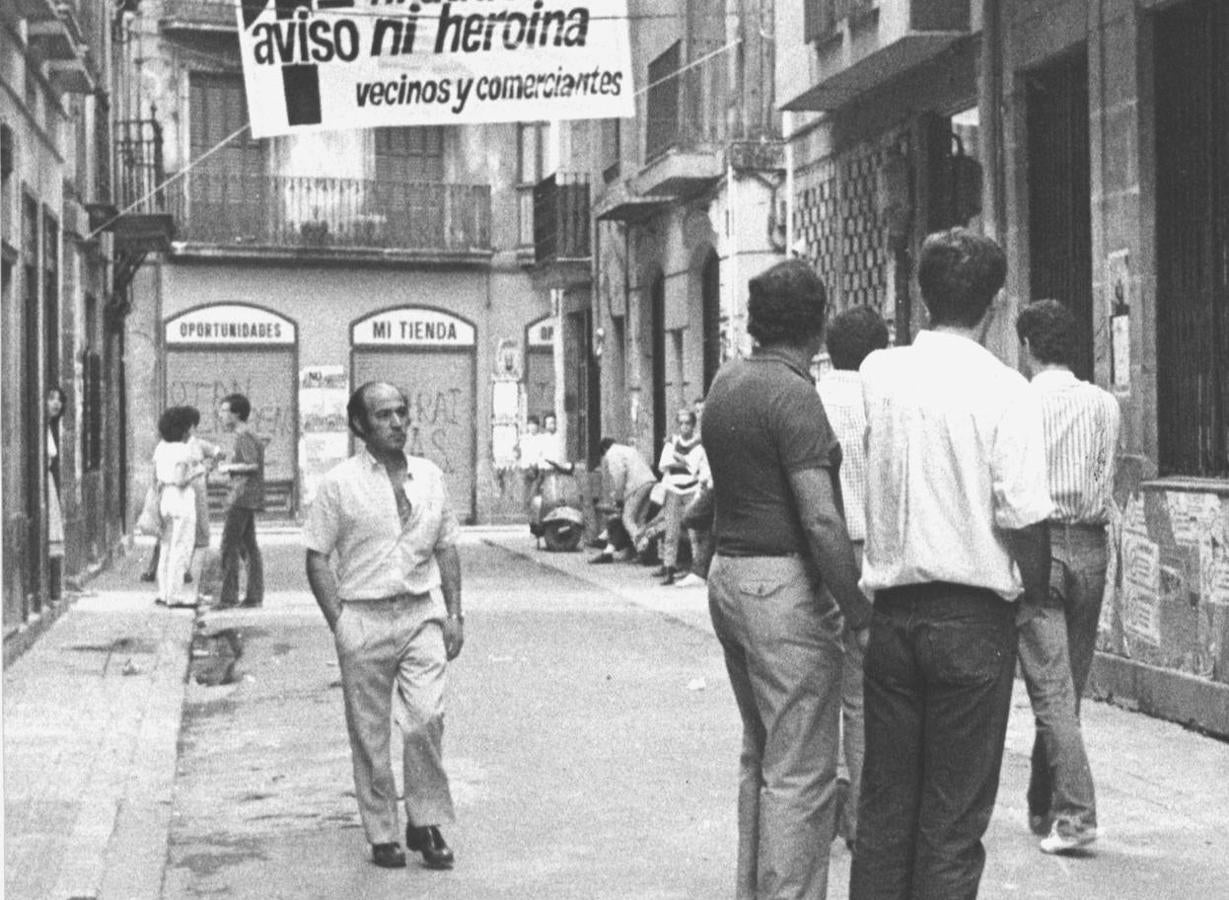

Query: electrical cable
left=86, top=122, right=252, bottom=239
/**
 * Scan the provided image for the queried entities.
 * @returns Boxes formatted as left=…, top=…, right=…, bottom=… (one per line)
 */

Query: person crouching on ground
left=589, top=437, right=657, bottom=564
left=304, top=381, right=464, bottom=871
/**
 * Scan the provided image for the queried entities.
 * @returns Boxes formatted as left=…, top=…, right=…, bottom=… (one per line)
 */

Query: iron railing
left=160, top=0, right=238, bottom=30
left=804, top=0, right=878, bottom=41
left=169, top=172, right=492, bottom=251
left=114, top=118, right=166, bottom=213
left=645, top=41, right=729, bottom=161
left=532, top=173, right=590, bottom=263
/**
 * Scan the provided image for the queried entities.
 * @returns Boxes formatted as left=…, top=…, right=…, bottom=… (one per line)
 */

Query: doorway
left=701, top=249, right=721, bottom=392
left=1026, top=49, right=1093, bottom=382
left=650, top=272, right=667, bottom=452
left=1154, top=0, right=1229, bottom=476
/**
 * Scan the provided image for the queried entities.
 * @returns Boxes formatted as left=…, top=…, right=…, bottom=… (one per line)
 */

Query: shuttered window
left=646, top=42, right=681, bottom=160
left=374, top=127, right=445, bottom=183
left=188, top=72, right=263, bottom=173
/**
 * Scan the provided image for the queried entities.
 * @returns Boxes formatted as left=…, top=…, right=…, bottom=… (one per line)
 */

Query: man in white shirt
left=816, top=304, right=889, bottom=850
left=304, top=382, right=464, bottom=871
left=851, top=229, right=1053, bottom=900
left=1016, top=298, right=1121, bottom=855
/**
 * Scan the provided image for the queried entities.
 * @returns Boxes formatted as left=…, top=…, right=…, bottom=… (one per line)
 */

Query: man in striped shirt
left=1016, top=298, right=1122, bottom=855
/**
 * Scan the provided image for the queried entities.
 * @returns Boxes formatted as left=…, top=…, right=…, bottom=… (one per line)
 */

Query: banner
left=235, top=0, right=635, bottom=137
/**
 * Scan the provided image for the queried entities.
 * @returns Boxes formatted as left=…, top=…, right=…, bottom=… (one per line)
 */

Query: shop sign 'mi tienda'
left=235, top=0, right=635, bottom=137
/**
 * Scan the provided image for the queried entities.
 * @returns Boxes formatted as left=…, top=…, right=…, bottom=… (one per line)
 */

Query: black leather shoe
left=405, top=825, right=454, bottom=869
left=649, top=565, right=669, bottom=578
left=140, top=572, right=156, bottom=583
left=588, top=552, right=615, bottom=564
left=371, top=842, right=406, bottom=868
left=659, top=567, right=678, bottom=585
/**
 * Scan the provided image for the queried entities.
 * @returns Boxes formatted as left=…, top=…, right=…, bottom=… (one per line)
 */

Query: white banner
left=235, top=0, right=635, bottom=137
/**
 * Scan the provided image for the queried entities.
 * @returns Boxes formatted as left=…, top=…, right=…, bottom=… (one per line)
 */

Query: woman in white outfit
left=46, top=386, right=67, bottom=601
left=153, top=406, right=202, bottom=607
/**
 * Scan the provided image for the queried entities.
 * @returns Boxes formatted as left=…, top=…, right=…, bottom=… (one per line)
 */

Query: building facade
left=2, top=0, right=129, bottom=656
left=551, top=0, right=787, bottom=462
left=778, top=0, right=1229, bottom=735
left=119, top=1, right=568, bottom=526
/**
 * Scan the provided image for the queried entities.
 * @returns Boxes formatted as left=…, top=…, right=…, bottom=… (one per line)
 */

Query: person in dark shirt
left=702, top=258, right=872, bottom=899
left=216, top=392, right=265, bottom=609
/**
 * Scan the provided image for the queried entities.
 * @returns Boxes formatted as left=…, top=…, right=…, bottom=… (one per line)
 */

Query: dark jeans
left=850, top=583, right=1017, bottom=900
left=219, top=505, right=263, bottom=606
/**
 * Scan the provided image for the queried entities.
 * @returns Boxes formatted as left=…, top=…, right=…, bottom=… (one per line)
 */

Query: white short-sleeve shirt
left=303, top=446, right=461, bottom=603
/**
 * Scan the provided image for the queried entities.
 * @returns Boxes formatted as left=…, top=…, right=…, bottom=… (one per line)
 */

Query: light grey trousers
left=709, top=554, right=845, bottom=900
left=334, top=594, right=456, bottom=845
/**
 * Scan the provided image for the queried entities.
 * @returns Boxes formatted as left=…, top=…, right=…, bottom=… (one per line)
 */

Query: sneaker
left=674, top=573, right=706, bottom=588
left=1039, top=824, right=1097, bottom=855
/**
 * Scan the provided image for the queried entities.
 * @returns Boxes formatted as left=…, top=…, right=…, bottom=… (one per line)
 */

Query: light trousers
left=158, top=486, right=196, bottom=606
left=709, top=554, right=844, bottom=900
left=334, top=594, right=456, bottom=845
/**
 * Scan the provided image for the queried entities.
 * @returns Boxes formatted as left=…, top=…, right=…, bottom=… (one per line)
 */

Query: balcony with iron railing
left=167, top=171, right=493, bottom=258
left=22, top=0, right=96, bottom=93
left=533, top=173, right=590, bottom=264
left=97, top=117, right=176, bottom=293
left=785, top=0, right=972, bottom=111
left=160, top=0, right=238, bottom=32
left=529, top=173, right=591, bottom=287
left=638, top=40, right=729, bottom=197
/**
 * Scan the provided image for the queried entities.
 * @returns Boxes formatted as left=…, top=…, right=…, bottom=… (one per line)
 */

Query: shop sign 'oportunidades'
left=234, top=0, right=634, bottom=137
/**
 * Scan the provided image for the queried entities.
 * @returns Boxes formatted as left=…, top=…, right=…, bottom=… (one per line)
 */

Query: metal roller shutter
left=352, top=350, right=476, bottom=522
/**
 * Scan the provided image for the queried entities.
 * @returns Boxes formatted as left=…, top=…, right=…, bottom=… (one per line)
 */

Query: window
left=517, top=123, right=548, bottom=246
left=189, top=72, right=263, bottom=172
left=188, top=72, right=266, bottom=242
left=1154, top=0, right=1229, bottom=476
left=81, top=294, right=102, bottom=472
left=518, top=122, right=548, bottom=185
left=601, top=119, right=621, bottom=183
left=646, top=43, right=681, bottom=160
left=374, top=126, right=445, bottom=182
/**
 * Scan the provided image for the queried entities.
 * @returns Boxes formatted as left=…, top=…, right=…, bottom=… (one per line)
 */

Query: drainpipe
left=981, top=0, right=1007, bottom=244
left=784, top=110, right=795, bottom=256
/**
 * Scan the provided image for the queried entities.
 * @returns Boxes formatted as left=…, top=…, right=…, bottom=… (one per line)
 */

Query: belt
left=716, top=549, right=802, bottom=559
left=1048, top=521, right=1106, bottom=534
left=344, top=591, right=430, bottom=604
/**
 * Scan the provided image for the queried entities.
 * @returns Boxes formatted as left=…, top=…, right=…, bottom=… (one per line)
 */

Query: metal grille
left=795, top=157, right=839, bottom=285
left=794, top=132, right=909, bottom=316
left=1155, top=0, right=1229, bottom=477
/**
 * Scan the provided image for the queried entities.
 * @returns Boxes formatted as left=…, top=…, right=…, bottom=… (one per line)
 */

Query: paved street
left=6, top=528, right=1229, bottom=899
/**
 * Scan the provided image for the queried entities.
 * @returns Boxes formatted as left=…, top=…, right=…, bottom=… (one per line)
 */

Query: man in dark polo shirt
left=217, top=392, right=265, bottom=609
left=703, top=258, right=873, bottom=900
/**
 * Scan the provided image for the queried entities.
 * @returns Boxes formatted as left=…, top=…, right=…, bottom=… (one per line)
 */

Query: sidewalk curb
left=20, top=599, right=198, bottom=900
left=480, top=535, right=716, bottom=637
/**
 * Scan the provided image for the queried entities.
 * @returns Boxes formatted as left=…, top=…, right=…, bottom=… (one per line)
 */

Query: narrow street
left=163, top=533, right=740, bottom=899
left=7, top=530, right=1229, bottom=899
